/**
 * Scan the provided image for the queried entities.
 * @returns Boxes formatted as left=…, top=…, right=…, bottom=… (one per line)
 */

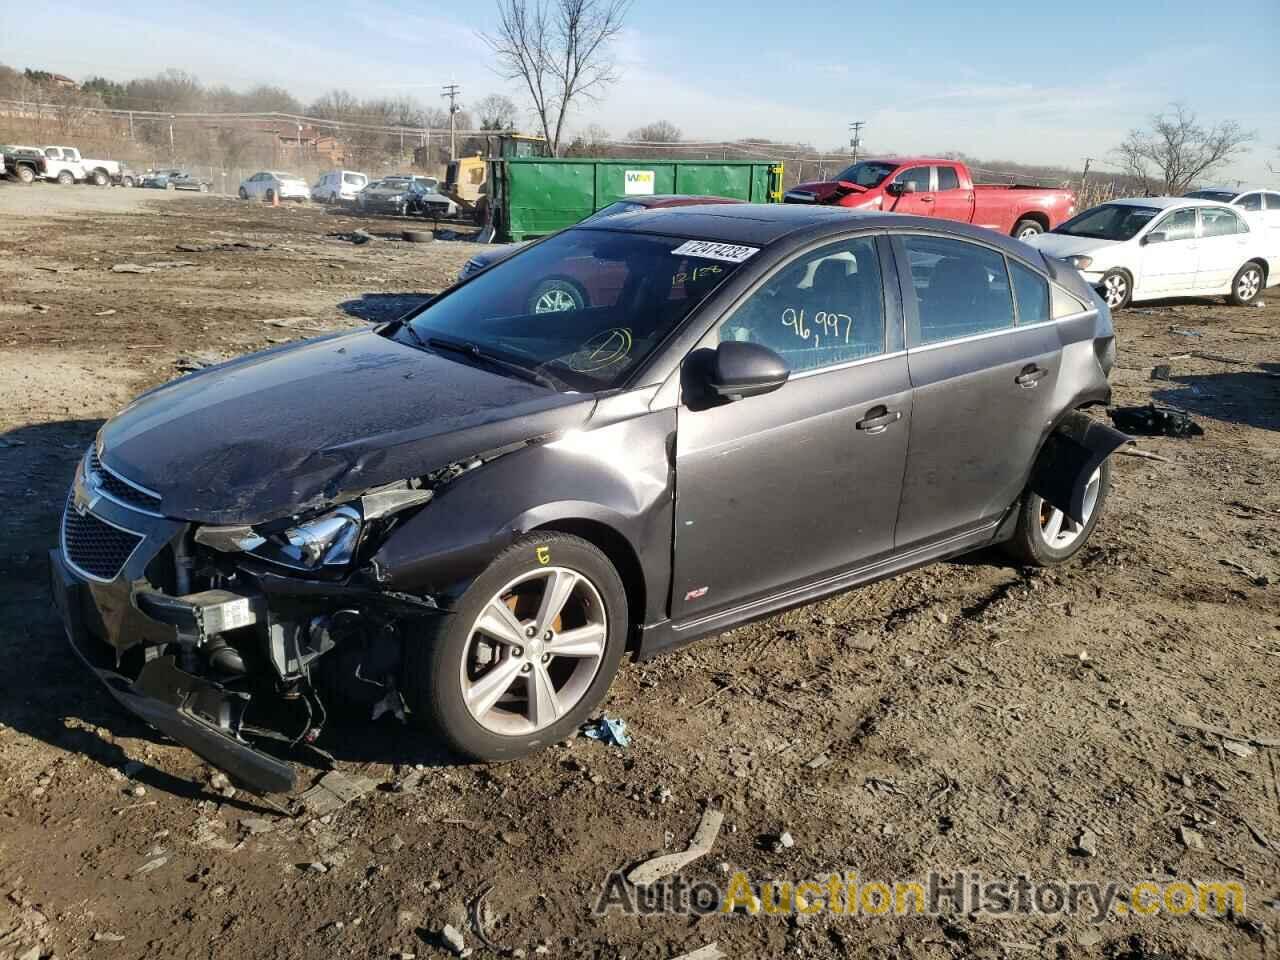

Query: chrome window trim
left=908, top=307, right=1096, bottom=354
left=790, top=349, right=907, bottom=380
left=60, top=499, right=146, bottom=585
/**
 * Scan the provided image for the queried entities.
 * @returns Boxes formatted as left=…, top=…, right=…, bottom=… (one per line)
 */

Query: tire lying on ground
left=402, top=230, right=434, bottom=243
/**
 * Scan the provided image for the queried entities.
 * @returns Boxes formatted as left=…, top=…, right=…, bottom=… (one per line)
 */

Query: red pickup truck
left=784, top=157, right=1076, bottom=240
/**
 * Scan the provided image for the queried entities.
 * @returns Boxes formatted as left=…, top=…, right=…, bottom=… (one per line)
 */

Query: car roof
left=1192, top=185, right=1268, bottom=195
left=631, top=195, right=743, bottom=208
left=580, top=202, right=1043, bottom=258
left=1100, top=196, right=1225, bottom=210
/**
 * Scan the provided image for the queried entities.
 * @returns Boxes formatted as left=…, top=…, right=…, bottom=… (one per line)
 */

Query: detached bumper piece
left=51, top=548, right=296, bottom=793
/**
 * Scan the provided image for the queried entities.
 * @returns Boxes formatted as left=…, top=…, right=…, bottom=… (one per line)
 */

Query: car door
left=931, top=164, right=974, bottom=223
left=887, top=166, right=936, bottom=217
left=1263, top=193, right=1280, bottom=259
left=1136, top=207, right=1199, bottom=296
left=1195, top=206, right=1251, bottom=292
left=671, top=233, right=912, bottom=620
left=893, top=233, right=1062, bottom=547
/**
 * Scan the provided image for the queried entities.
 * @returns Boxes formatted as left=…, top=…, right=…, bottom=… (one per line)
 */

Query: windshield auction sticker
left=671, top=240, right=760, bottom=263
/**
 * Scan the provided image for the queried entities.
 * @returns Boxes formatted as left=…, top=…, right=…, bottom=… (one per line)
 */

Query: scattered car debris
left=330, top=229, right=375, bottom=245
left=1178, top=825, right=1206, bottom=851
left=93, top=308, right=117, bottom=317
left=1171, top=715, right=1280, bottom=748
left=111, top=261, right=197, bottom=273
left=130, top=855, right=169, bottom=878
left=1169, top=328, right=1203, bottom=338
left=774, top=830, right=796, bottom=851
left=1150, top=364, right=1172, bottom=381
left=671, top=945, right=725, bottom=960
left=92, top=931, right=126, bottom=942
left=402, top=230, right=434, bottom=243
left=468, top=882, right=504, bottom=954
left=1108, top=404, right=1203, bottom=437
left=440, top=923, right=468, bottom=957
left=1072, top=827, right=1099, bottom=857
left=239, top=817, right=275, bottom=836
left=175, top=240, right=273, bottom=253
left=626, top=806, right=724, bottom=887
left=174, top=352, right=226, bottom=372
left=298, top=770, right=376, bottom=816
left=584, top=715, right=630, bottom=748
left=1191, top=350, right=1254, bottom=366
left=1220, top=558, right=1270, bottom=587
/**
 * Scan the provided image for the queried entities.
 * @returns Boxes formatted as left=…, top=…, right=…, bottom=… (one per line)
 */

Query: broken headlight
left=249, top=505, right=362, bottom=571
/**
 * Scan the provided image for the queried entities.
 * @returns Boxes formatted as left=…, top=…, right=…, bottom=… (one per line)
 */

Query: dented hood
left=784, top=180, right=868, bottom=204
left=99, top=330, right=595, bottom=525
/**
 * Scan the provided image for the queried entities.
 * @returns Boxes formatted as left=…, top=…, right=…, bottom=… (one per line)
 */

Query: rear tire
left=1003, top=458, right=1111, bottom=567
left=404, top=533, right=628, bottom=762
left=1229, top=261, right=1264, bottom=306
left=1013, top=219, right=1044, bottom=240
left=265, top=189, right=276, bottom=203
left=1099, top=269, right=1132, bottom=310
left=166, top=181, right=175, bottom=191
left=238, top=187, right=248, bottom=200
left=122, top=176, right=134, bottom=188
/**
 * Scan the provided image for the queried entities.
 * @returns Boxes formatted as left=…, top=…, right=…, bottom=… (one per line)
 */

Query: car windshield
left=828, top=160, right=897, bottom=188
left=381, top=179, right=409, bottom=189
left=1052, top=203, right=1160, bottom=242
left=1185, top=190, right=1237, bottom=203
left=583, top=201, right=649, bottom=223
left=400, top=229, right=753, bottom=391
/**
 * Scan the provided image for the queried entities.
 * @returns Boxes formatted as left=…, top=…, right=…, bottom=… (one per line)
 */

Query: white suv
left=312, top=169, right=368, bottom=204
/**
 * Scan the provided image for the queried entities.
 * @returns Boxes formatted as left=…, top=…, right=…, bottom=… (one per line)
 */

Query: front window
left=829, top=160, right=897, bottom=188
left=893, top=166, right=932, bottom=192
left=583, top=201, right=648, bottom=223
left=1152, top=208, right=1197, bottom=241
left=1185, top=190, right=1237, bottom=203
left=1053, top=203, right=1159, bottom=241
left=402, top=229, right=751, bottom=391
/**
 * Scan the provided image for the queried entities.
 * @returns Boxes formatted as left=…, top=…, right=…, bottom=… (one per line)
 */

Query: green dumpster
left=487, top=158, right=785, bottom=242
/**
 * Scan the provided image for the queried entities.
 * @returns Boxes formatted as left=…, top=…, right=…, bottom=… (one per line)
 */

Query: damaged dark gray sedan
left=51, top=205, right=1127, bottom=793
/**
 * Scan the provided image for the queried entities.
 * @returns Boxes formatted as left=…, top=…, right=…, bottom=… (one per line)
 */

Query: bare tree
left=475, top=93, right=519, bottom=131
left=626, top=120, right=680, bottom=142
left=1112, top=103, right=1254, bottom=195
left=482, top=0, right=629, bottom=156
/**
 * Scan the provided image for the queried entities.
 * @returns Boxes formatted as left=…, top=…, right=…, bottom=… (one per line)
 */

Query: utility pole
left=1080, top=157, right=1093, bottom=188
left=848, top=120, right=865, bottom=163
left=168, top=115, right=175, bottom=161
left=442, top=82, right=461, bottom=161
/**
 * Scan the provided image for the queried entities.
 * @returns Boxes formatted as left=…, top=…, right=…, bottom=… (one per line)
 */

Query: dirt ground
left=0, top=184, right=1277, bottom=960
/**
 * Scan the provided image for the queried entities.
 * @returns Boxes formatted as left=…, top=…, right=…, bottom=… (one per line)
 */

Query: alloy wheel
left=459, top=567, right=608, bottom=735
left=1102, top=274, right=1128, bottom=308
left=534, top=288, right=579, bottom=313
left=1237, top=268, right=1261, bottom=302
left=1037, top=467, right=1101, bottom=551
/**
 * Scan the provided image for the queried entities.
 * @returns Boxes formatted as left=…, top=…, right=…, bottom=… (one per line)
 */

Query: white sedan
left=1027, top=197, right=1276, bottom=309
left=238, top=171, right=310, bottom=203
left=1184, top=185, right=1280, bottom=260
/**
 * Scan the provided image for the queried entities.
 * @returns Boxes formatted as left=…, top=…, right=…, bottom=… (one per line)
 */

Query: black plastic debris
left=1108, top=404, right=1203, bottom=437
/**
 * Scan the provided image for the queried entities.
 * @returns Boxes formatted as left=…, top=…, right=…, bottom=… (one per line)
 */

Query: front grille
left=62, top=497, right=144, bottom=581
left=89, top=449, right=162, bottom=511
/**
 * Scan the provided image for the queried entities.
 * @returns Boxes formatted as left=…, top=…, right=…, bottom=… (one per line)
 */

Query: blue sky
left=3, top=0, right=1277, bottom=182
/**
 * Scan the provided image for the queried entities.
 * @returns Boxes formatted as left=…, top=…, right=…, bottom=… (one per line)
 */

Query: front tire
left=122, top=176, right=134, bottom=188
left=1004, top=459, right=1111, bottom=566
left=404, top=533, right=628, bottom=762
left=238, top=187, right=248, bottom=200
left=528, top=277, right=588, bottom=314
left=16, top=165, right=35, bottom=184
left=91, top=169, right=109, bottom=186
left=56, top=171, right=74, bottom=186
left=1099, top=269, right=1132, bottom=310
left=1229, top=262, right=1264, bottom=306
left=1013, top=219, right=1044, bottom=240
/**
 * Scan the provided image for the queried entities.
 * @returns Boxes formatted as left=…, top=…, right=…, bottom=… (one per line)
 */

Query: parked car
left=784, top=157, right=1076, bottom=240
left=312, top=169, right=369, bottom=204
left=51, top=204, right=1124, bottom=792
left=37, top=146, right=122, bottom=186
left=142, top=169, right=210, bottom=192
left=1184, top=186, right=1280, bottom=260
left=1027, top=197, right=1277, bottom=309
left=458, top=195, right=747, bottom=284
left=1, top=145, right=46, bottom=183
left=239, top=171, right=310, bottom=203
left=357, top=176, right=457, bottom=218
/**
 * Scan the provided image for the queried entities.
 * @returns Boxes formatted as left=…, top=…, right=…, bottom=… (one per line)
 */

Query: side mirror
left=1144, top=231, right=1167, bottom=245
left=887, top=181, right=916, bottom=196
left=707, top=341, right=789, bottom=401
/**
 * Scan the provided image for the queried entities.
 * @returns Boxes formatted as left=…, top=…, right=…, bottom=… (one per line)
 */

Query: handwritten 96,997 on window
left=782, top=307, right=854, bottom=347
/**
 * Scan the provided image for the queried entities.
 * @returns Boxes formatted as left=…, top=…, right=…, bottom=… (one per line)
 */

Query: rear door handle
left=856, top=406, right=902, bottom=434
left=1015, top=365, right=1048, bottom=387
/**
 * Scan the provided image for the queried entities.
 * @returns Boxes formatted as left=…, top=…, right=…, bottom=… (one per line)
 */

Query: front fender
left=368, top=408, right=675, bottom=621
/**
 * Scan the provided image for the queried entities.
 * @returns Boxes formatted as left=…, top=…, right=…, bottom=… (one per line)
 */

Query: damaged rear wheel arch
left=532, top=518, right=647, bottom=653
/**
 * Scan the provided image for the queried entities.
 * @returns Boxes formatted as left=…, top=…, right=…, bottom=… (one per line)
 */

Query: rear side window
left=936, top=166, right=960, bottom=191
left=1009, top=260, right=1049, bottom=326
left=1051, top=285, right=1089, bottom=318
left=1201, top=207, right=1245, bottom=237
left=717, top=235, right=886, bottom=372
left=1237, top=193, right=1263, bottom=211
left=902, top=236, right=1015, bottom=346
left=1265, top=193, right=1280, bottom=211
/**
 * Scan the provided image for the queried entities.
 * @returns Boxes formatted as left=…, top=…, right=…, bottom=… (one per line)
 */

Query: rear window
left=937, top=166, right=960, bottom=191
left=344, top=173, right=366, bottom=185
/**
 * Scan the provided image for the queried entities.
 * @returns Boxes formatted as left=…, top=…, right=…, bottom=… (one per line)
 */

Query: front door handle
left=856, top=406, right=902, bottom=434
left=1015, top=365, right=1048, bottom=387
left=919, top=196, right=935, bottom=203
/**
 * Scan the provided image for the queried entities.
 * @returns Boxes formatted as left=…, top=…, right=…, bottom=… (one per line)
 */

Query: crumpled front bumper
left=50, top=547, right=297, bottom=792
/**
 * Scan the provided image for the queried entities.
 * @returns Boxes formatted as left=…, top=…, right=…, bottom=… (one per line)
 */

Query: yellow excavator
left=442, top=133, right=548, bottom=224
